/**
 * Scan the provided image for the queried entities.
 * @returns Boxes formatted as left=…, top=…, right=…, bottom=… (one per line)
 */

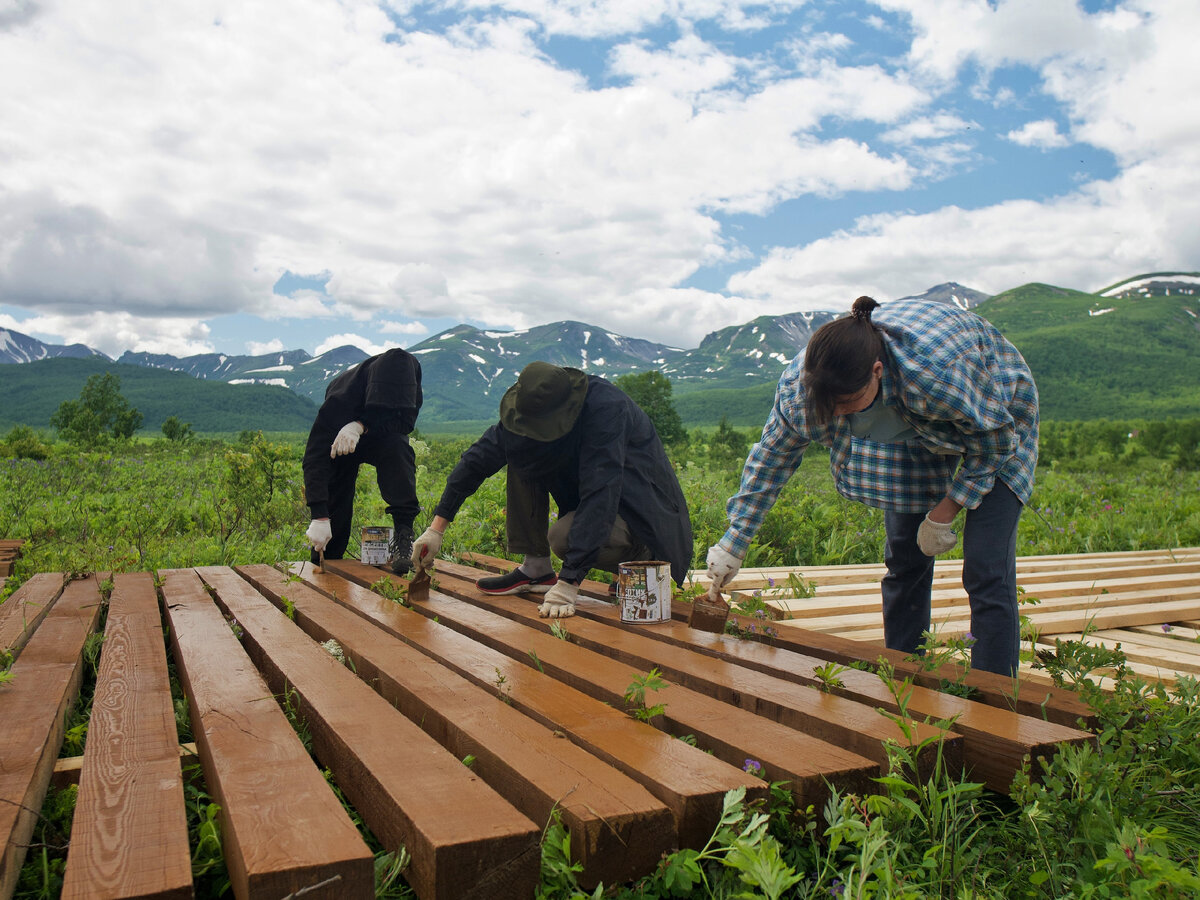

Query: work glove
left=706, top=544, right=743, bottom=590
left=916, top=514, right=958, bottom=556
left=410, top=527, right=444, bottom=573
left=330, top=421, right=365, bottom=457
left=306, top=518, right=332, bottom=552
left=538, top=580, right=578, bottom=619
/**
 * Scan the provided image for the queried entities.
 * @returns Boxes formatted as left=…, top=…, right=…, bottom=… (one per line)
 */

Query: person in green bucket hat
left=412, top=360, right=693, bottom=618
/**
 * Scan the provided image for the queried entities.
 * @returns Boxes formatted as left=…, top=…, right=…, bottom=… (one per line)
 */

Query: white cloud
left=378, top=320, right=429, bottom=336
left=0, top=310, right=215, bottom=358
left=314, top=333, right=401, bottom=356
left=1006, top=119, right=1069, bottom=149
left=246, top=339, right=285, bottom=355
left=882, top=113, right=975, bottom=145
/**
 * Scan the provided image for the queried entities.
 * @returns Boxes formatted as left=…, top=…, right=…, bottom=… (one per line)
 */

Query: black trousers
left=312, top=431, right=418, bottom=563
left=505, top=468, right=648, bottom=574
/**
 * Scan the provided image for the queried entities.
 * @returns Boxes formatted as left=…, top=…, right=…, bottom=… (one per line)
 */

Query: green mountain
left=0, top=358, right=318, bottom=433
left=975, top=282, right=1200, bottom=420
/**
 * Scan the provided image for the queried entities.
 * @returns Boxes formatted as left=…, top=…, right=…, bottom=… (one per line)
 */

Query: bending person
left=302, top=348, right=423, bottom=574
left=707, top=296, right=1039, bottom=676
left=412, top=361, right=693, bottom=618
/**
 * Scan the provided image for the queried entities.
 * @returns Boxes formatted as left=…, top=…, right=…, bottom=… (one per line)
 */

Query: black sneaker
left=388, top=530, right=414, bottom=575
left=476, top=568, right=558, bottom=595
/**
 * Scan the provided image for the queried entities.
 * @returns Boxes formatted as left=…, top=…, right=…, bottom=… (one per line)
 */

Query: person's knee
left=548, top=512, right=573, bottom=559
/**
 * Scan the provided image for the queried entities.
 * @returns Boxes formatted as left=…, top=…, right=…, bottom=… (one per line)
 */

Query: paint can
left=360, top=526, right=393, bottom=565
left=618, top=560, right=672, bottom=624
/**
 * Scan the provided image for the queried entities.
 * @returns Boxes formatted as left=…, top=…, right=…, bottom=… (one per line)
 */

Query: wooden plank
left=53, top=744, right=199, bottom=792
left=61, top=573, right=192, bottom=900
left=424, top=560, right=959, bottom=782
left=435, top=562, right=1093, bottom=793
left=1055, top=631, right=1200, bottom=675
left=158, top=568, right=375, bottom=900
left=236, top=563, right=672, bottom=889
left=290, top=562, right=770, bottom=849
left=323, top=561, right=888, bottom=806
left=461, top=551, right=1095, bottom=729
left=195, top=566, right=540, bottom=900
left=0, top=573, right=66, bottom=659
left=0, top=575, right=104, bottom=900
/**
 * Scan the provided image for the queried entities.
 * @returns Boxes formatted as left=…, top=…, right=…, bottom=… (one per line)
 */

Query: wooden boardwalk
left=0, top=553, right=1104, bottom=899
left=687, top=547, right=1200, bottom=689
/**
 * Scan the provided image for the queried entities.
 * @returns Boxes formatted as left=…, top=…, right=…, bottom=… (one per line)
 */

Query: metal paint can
left=618, top=560, right=672, bottom=624
left=360, top=526, right=393, bottom=565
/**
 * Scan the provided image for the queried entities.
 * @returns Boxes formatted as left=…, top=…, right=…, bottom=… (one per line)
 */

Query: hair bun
left=850, top=296, right=880, bottom=322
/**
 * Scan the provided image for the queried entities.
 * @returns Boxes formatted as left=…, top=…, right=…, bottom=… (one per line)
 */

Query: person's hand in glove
left=330, top=421, right=365, bottom=458
left=917, top=514, right=958, bottom=556
left=410, top=526, right=444, bottom=573
left=306, top=518, right=332, bottom=552
left=706, top=544, right=743, bottom=590
left=538, top=580, right=578, bottom=618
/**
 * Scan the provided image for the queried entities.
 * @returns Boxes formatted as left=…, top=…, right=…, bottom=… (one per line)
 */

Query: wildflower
left=964, top=631, right=977, bottom=646
left=320, top=639, right=345, bottom=664
left=743, top=758, right=764, bottom=777
left=1162, top=624, right=1172, bottom=633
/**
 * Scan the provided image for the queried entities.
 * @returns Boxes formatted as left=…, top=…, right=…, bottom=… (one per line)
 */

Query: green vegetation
left=0, top=358, right=317, bottom=433
left=4, top=421, right=1200, bottom=898
left=615, top=370, right=687, bottom=445
left=50, top=372, right=143, bottom=446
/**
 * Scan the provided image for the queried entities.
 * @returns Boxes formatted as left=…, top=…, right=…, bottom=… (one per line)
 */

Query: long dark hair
left=803, top=296, right=883, bottom=424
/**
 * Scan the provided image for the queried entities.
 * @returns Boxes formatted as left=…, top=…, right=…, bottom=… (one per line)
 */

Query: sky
left=0, top=0, right=1196, bottom=359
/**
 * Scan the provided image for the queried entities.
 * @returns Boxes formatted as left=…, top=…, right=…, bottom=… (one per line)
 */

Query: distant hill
left=974, top=281, right=1200, bottom=420
left=2, top=273, right=1197, bottom=431
left=0, top=358, right=318, bottom=433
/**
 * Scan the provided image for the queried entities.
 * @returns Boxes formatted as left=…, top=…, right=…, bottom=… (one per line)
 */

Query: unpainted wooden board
left=61, top=573, right=192, bottom=900
left=0, top=575, right=104, bottom=900
left=159, top=568, right=375, bottom=900
left=196, top=566, right=541, bottom=900
left=0, top=573, right=66, bottom=659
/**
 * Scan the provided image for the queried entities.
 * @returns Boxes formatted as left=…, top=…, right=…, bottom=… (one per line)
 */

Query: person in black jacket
left=410, top=360, right=693, bottom=618
left=302, top=348, right=422, bottom=573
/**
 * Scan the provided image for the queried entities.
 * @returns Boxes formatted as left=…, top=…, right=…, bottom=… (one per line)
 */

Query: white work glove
left=916, top=514, right=958, bottom=556
left=330, top=421, right=365, bottom=457
left=306, top=518, right=332, bottom=552
left=410, top=527, right=444, bottom=573
left=538, top=581, right=578, bottom=618
left=706, top=545, right=743, bottom=590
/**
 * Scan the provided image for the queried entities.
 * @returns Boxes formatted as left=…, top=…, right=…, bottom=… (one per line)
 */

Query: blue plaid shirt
left=719, top=300, right=1039, bottom=558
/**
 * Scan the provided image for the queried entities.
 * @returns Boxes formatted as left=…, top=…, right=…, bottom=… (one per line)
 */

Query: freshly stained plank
left=196, top=566, right=540, bottom=900
left=426, top=560, right=955, bottom=780
left=461, top=551, right=1094, bottom=729
left=0, top=575, right=104, bottom=900
left=291, top=562, right=768, bottom=849
left=61, top=573, right=191, bottom=900
left=324, top=561, right=888, bottom=804
left=159, top=568, right=375, bottom=900
left=434, top=561, right=1092, bottom=793
left=236, top=563, right=672, bottom=888
left=0, top=573, right=66, bottom=658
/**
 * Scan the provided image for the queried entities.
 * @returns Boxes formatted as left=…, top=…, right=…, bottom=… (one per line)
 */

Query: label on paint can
left=618, top=560, right=672, bottom=624
left=361, top=526, right=393, bottom=565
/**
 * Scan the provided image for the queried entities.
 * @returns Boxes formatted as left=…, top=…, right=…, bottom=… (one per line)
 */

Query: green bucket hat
left=499, top=361, right=589, bottom=442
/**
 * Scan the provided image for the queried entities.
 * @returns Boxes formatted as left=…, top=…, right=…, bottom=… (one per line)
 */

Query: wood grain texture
left=0, top=575, right=104, bottom=900
left=61, top=573, right=192, bottom=900
left=236, top=562, right=673, bottom=889
left=0, top=573, right=66, bottom=659
left=326, top=560, right=886, bottom=809
left=159, top=568, right=374, bottom=900
left=292, top=561, right=764, bottom=850
left=195, top=566, right=540, bottom=900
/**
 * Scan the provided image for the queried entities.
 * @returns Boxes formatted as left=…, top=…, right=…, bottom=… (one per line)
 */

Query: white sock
left=520, top=556, right=554, bottom=578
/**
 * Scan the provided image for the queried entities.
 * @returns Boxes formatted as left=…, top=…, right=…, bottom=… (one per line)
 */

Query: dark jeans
left=506, top=469, right=648, bottom=573
left=881, top=481, right=1022, bottom=676
left=311, top=431, right=418, bottom=563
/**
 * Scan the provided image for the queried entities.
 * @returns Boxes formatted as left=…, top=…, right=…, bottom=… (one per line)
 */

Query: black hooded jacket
left=434, top=375, right=694, bottom=585
left=302, top=348, right=422, bottom=517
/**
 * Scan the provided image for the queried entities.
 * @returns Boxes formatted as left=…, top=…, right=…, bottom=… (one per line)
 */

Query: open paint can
left=618, top=560, right=672, bottom=624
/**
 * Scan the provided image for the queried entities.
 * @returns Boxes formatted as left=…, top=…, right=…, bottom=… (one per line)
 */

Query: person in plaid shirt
left=706, top=296, right=1039, bottom=676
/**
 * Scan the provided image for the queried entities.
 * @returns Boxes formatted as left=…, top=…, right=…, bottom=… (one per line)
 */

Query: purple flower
left=743, top=758, right=763, bottom=777
left=1162, top=624, right=1172, bottom=633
